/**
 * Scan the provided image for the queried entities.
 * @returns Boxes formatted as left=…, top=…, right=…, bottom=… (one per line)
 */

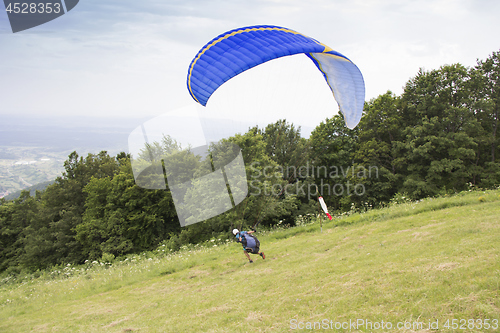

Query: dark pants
left=245, top=247, right=259, bottom=254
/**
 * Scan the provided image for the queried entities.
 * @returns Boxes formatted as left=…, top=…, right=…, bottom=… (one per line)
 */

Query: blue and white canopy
left=187, top=25, right=365, bottom=129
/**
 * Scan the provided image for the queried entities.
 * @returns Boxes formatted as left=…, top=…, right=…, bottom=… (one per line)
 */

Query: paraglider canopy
left=187, top=25, right=365, bottom=129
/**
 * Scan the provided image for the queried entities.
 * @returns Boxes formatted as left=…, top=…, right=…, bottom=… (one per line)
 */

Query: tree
left=259, top=120, right=310, bottom=180
left=398, top=64, right=480, bottom=198
left=228, top=129, right=288, bottom=228
left=0, top=191, right=40, bottom=273
left=353, top=92, right=404, bottom=206
left=76, top=158, right=180, bottom=260
left=21, top=151, right=121, bottom=268
left=308, top=114, right=359, bottom=211
left=474, top=51, right=500, bottom=187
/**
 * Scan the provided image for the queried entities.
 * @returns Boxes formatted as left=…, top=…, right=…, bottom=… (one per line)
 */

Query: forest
left=1, top=51, right=499, bottom=275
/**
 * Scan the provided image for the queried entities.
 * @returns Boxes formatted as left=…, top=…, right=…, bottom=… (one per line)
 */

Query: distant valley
left=0, top=114, right=150, bottom=198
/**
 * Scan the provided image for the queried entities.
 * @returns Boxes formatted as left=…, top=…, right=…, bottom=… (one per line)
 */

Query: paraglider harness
left=237, top=232, right=260, bottom=254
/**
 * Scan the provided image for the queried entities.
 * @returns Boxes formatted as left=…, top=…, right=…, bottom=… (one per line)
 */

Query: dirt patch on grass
left=31, top=324, right=49, bottom=332
left=103, top=317, right=129, bottom=328
left=435, top=262, right=460, bottom=271
left=412, top=231, right=432, bottom=239
left=196, top=304, right=232, bottom=316
left=245, top=311, right=264, bottom=321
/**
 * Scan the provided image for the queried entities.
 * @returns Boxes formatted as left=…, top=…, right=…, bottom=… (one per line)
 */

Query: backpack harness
left=239, top=233, right=260, bottom=253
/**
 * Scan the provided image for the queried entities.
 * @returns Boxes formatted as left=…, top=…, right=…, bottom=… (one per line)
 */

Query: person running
left=233, top=228, right=265, bottom=263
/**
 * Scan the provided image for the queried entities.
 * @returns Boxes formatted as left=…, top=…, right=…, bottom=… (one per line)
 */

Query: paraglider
left=233, top=228, right=265, bottom=263
left=187, top=24, right=365, bottom=129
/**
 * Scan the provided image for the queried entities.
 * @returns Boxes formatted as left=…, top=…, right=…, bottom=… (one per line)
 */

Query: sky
left=1, top=0, right=500, bottom=127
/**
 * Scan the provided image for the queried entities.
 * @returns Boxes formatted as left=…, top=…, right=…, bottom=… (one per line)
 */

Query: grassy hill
left=1, top=190, right=499, bottom=332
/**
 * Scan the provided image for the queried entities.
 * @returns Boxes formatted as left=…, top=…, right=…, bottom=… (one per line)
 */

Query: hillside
left=0, top=114, right=148, bottom=197
left=0, top=190, right=499, bottom=332
left=2, top=180, right=54, bottom=201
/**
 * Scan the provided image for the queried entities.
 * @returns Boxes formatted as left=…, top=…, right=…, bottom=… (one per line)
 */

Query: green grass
left=1, top=190, right=499, bottom=332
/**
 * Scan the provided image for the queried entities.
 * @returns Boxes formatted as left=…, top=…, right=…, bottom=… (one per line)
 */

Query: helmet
left=232, top=229, right=239, bottom=236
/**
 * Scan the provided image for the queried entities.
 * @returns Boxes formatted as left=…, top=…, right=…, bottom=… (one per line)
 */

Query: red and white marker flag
left=318, top=196, right=333, bottom=220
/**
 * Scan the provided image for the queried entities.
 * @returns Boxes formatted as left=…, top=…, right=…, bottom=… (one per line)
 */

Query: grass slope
left=1, top=190, right=499, bottom=332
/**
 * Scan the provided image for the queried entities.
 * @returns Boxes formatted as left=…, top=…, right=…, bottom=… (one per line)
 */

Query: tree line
left=1, top=51, right=499, bottom=275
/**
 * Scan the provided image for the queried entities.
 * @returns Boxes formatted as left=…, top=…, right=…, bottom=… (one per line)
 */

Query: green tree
left=474, top=51, right=500, bottom=187
left=399, top=64, right=480, bottom=198
left=0, top=191, right=40, bottom=273
left=259, top=120, right=310, bottom=181
left=21, top=151, right=121, bottom=269
left=228, top=129, right=287, bottom=228
left=308, top=114, right=359, bottom=211
left=353, top=92, right=404, bottom=207
left=76, top=158, right=179, bottom=260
